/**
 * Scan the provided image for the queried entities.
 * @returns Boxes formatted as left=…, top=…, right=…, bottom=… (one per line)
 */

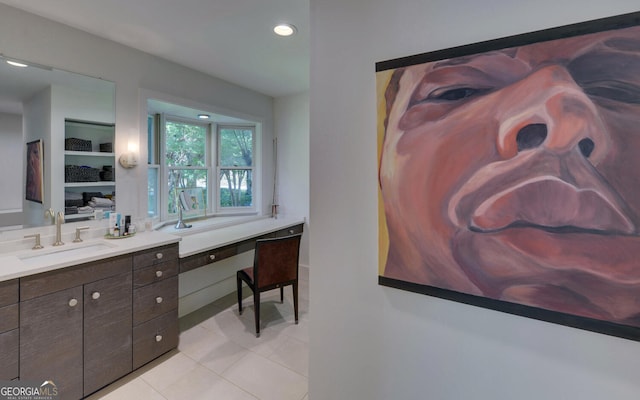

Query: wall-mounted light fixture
left=119, top=142, right=139, bottom=168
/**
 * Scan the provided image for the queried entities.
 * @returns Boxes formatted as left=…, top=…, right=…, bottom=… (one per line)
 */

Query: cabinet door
left=0, top=329, right=19, bottom=380
left=0, top=303, right=19, bottom=380
left=20, top=286, right=83, bottom=400
left=84, top=272, right=133, bottom=396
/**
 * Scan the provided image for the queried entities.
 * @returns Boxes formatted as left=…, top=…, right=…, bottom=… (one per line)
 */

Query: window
left=147, top=108, right=258, bottom=222
left=147, top=114, right=159, bottom=217
left=217, top=126, right=255, bottom=210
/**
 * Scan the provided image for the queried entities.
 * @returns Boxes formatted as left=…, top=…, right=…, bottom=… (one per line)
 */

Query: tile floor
left=88, top=267, right=310, bottom=400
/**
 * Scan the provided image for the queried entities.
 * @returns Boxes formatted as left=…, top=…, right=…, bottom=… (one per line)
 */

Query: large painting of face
left=377, top=13, right=640, bottom=339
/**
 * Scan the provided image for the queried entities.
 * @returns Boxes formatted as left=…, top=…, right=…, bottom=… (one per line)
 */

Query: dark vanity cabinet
left=0, top=279, right=19, bottom=380
left=20, top=286, right=84, bottom=398
left=15, top=244, right=180, bottom=399
left=20, top=255, right=133, bottom=399
left=132, top=244, right=179, bottom=369
left=83, top=271, right=133, bottom=395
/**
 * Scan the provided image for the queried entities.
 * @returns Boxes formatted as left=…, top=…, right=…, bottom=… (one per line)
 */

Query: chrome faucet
left=53, top=211, right=65, bottom=246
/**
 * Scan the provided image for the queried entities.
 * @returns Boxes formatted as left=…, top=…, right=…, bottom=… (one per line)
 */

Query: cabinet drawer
left=20, top=255, right=132, bottom=301
left=0, top=328, right=19, bottom=380
left=274, top=224, right=304, bottom=237
left=0, top=303, right=18, bottom=334
left=179, top=244, right=237, bottom=274
left=133, top=259, right=178, bottom=288
left=133, top=244, right=179, bottom=270
left=133, top=276, right=178, bottom=325
left=0, top=279, right=18, bottom=307
left=132, top=309, right=178, bottom=369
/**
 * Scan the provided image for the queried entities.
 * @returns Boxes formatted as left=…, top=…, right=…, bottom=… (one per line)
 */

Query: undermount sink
left=18, top=242, right=116, bottom=265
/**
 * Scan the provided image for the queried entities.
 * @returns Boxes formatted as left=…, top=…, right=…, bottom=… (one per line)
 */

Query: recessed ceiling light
left=273, top=24, right=296, bottom=37
left=6, top=60, right=28, bottom=68
left=197, top=114, right=210, bottom=120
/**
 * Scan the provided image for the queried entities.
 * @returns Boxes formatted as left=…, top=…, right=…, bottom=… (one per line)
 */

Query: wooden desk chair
left=236, top=234, right=302, bottom=337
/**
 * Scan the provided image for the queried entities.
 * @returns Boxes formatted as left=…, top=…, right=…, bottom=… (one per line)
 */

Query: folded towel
left=91, top=197, right=113, bottom=206
left=65, top=206, right=78, bottom=215
left=77, top=206, right=94, bottom=214
left=65, top=191, right=83, bottom=200
left=88, top=201, right=114, bottom=210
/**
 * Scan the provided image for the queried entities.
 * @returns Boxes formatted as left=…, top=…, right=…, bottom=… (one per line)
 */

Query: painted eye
left=427, top=86, right=490, bottom=102
left=582, top=81, right=640, bottom=104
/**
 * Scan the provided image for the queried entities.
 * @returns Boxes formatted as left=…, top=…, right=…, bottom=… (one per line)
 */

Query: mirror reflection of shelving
left=64, top=119, right=115, bottom=221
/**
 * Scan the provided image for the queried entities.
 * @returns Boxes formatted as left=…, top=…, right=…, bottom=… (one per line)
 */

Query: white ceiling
left=0, top=0, right=309, bottom=98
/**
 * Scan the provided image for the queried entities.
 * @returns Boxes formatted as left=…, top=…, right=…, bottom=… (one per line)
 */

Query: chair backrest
left=253, top=234, right=302, bottom=289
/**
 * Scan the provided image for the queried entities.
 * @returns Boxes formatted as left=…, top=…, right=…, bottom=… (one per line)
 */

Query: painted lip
left=448, top=149, right=637, bottom=235
left=469, top=176, right=634, bottom=233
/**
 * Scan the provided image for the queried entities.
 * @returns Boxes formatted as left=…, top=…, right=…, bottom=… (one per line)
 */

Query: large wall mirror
left=0, top=55, right=115, bottom=230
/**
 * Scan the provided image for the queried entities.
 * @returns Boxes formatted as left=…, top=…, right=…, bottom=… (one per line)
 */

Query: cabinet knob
left=155, top=334, right=163, bottom=342
left=156, top=296, right=163, bottom=304
left=92, top=292, right=101, bottom=300
left=155, top=270, right=163, bottom=278
left=68, top=298, right=78, bottom=307
left=156, top=253, right=163, bottom=260
left=209, top=254, right=216, bottom=260
left=289, top=229, right=295, bottom=234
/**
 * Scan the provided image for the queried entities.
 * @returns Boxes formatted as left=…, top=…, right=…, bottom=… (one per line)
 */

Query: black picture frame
left=377, top=11, right=640, bottom=342
left=25, top=139, right=44, bottom=204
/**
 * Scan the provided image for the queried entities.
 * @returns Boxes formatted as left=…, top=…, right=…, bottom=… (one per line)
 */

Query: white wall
left=275, top=92, right=310, bottom=267
left=309, top=1, right=640, bottom=399
left=0, top=112, right=22, bottom=211
left=22, top=87, right=51, bottom=227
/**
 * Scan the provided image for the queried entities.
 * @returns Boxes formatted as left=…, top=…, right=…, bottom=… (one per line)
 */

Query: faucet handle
left=24, top=234, right=44, bottom=250
left=73, top=226, right=90, bottom=243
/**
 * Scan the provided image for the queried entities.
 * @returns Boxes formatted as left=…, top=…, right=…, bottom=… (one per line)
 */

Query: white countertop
left=0, top=231, right=180, bottom=282
left=0, top=215, right=305, bottom=282
left=169, top=216, right=305, bottom=258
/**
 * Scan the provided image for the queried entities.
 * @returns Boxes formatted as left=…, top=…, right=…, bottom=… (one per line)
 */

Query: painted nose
left=515, top=123, right=595, bottom=157
left=497, top=65, right=610, bottom=164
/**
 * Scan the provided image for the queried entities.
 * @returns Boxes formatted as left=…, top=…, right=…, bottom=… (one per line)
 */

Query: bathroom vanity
left=0, top=215, right=304, bottom=399
left=0, top=232, right=179, bottom=399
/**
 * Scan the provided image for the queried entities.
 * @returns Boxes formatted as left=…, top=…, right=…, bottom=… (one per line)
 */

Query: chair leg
left=237, top=273, right=243, bottom=315
left=254, top=291, right=261, bottom=337
left=280, top=286, right=284, bottom=303
left=293, top=282, right=299, bottom=324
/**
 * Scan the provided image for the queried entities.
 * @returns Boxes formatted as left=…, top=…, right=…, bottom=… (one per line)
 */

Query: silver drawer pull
left=68, top=298, right=78, bottom=307
left=156, top=270, right=163, bottom=278
left=156, top=296, right=163, bottom=304
left=155, top=334, right=163, bottom=342
left=156, top=252, right=163, bottom=260
left=92, top=292, right=101, bottom=300
left=209, top=254, right=216, bottom=260
left=289, top=229, right=294, bottom=234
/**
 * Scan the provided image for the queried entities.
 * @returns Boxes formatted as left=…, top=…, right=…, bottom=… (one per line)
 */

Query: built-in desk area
left=173, top=216, right=305, bottom=273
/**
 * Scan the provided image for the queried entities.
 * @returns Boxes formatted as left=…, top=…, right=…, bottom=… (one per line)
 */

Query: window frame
left=148, top=112, right=259, bottom=222
left=161, top=115, right=212, bottom=221
left=215, top=124, right=257, bottom=213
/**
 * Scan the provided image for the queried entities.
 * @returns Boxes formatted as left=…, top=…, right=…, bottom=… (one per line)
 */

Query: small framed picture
left=26, top=139, right=44, bottom=204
